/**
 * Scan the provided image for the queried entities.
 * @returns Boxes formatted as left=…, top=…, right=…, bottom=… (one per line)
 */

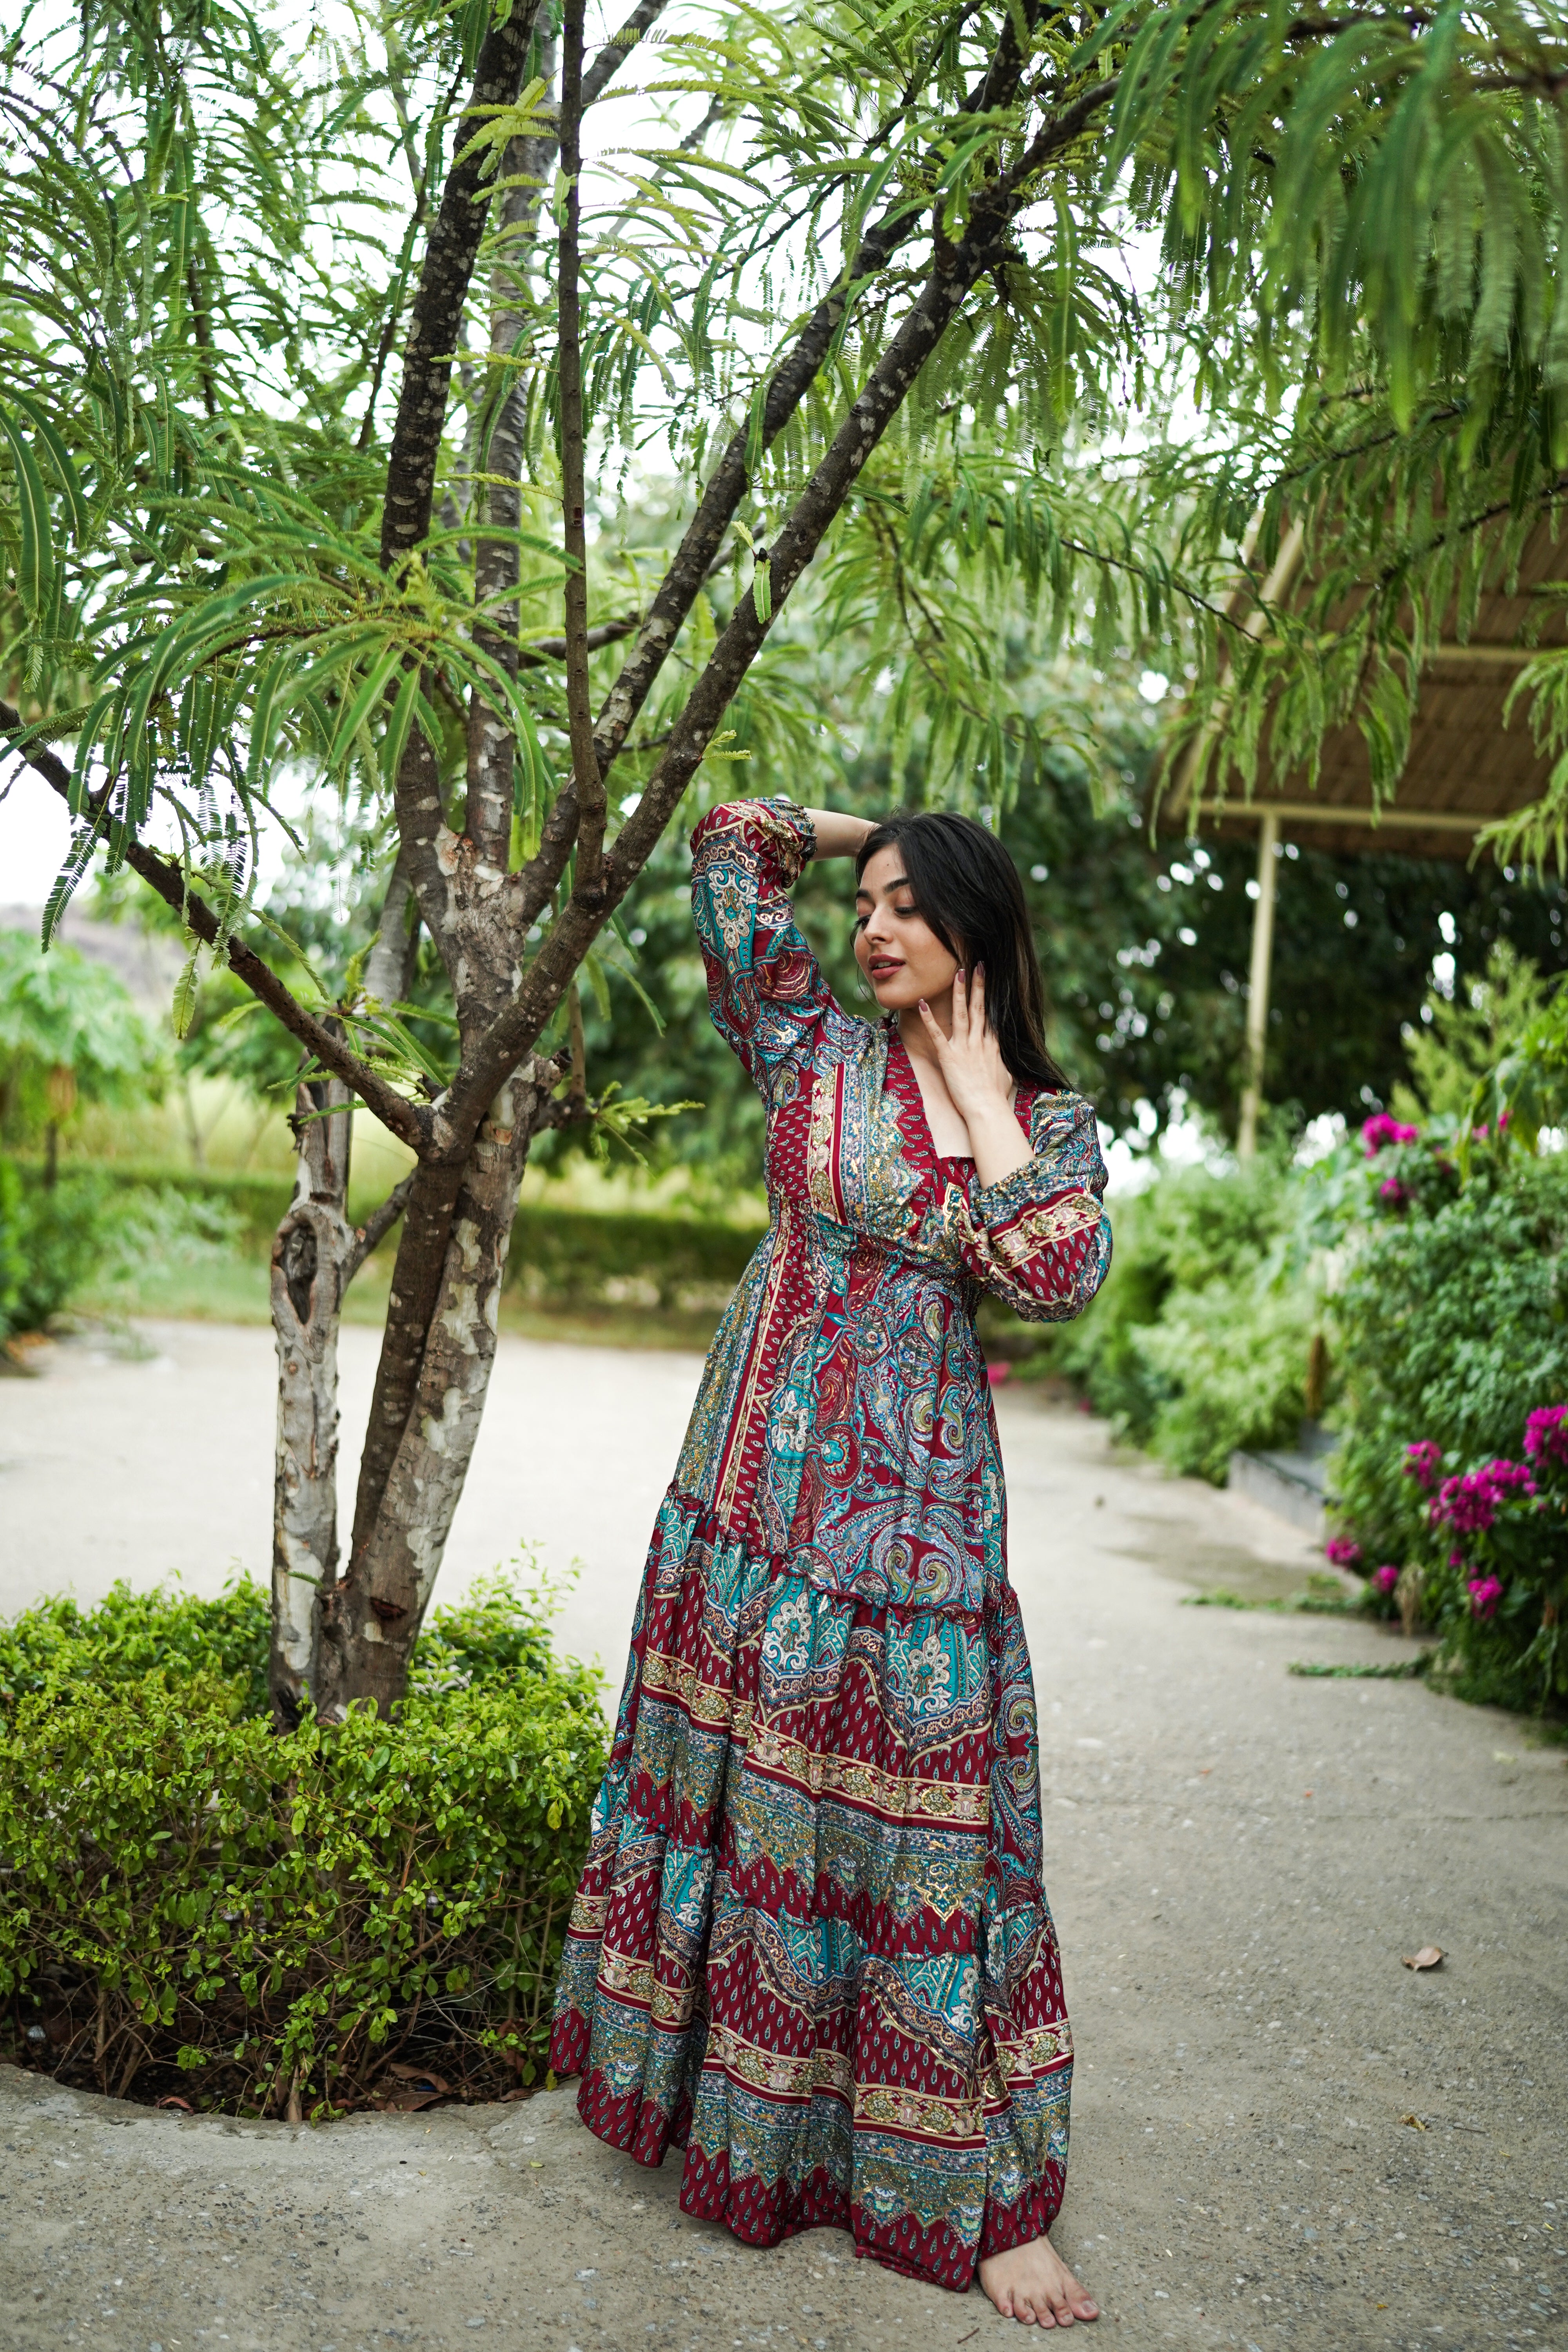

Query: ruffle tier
left=548, top=1492, right=1072, bottom=2291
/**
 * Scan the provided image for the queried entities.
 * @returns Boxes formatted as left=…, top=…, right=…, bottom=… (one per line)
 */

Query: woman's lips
left=868, top=959, right=904, bottom=978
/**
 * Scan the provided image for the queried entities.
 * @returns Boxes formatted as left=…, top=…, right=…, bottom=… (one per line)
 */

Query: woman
left=550, top=796, right=1109, bottom=2327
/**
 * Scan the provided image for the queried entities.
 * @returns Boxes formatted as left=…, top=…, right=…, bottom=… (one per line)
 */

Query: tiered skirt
left=548, top=1491, right=1072, bottom=2290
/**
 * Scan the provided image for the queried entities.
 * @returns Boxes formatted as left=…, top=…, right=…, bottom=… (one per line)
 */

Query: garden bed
left=0, top=1574, right=605, bottom=2120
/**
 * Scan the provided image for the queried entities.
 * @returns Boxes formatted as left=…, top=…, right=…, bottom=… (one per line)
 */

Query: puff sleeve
left=689, top=797, right=829, bottom=1099
left=939, top=1090, right=1112, bottom=1323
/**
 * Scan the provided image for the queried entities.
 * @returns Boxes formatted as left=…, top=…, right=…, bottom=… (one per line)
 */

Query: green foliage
left=0, top=1162, right=245, bottom=1336
left=1400, top=944, right=1558, bottom=1123
left=0, top=930, right=164, bottom=1143
left=0, top=1575, right=272, bottom=1722
left=1328, top=1137, right=1568, bottom=1710
left=506, top=1199, right=765, bottom=1309
left=0, top=1571, right=606, bottom=2112
left=1465, top=972, right=1568, bottom=1155
left=2, top=1163, right=114, bottom=1336
left=1026, top=1155, right=1318, bottom=1480
left=0, top=1156, right=21, bottom=1335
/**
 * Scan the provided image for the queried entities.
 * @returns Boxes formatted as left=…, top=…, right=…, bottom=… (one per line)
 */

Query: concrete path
left=3, top=1327, right=1566, bottom=2352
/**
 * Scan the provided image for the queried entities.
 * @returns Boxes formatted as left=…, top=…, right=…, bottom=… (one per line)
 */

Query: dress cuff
left=761, top=797, right=815, bottom=887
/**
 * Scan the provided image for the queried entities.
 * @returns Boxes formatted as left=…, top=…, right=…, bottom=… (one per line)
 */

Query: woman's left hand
left=916, top=967, right=1013, bottom=1128
left=917, top=970, right=1031, bottom=1186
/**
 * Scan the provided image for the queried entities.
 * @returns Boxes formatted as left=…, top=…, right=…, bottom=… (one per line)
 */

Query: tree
left=0, top=931, right=164, bottom=1181
left=5, top=0, right=1567, bottom=1718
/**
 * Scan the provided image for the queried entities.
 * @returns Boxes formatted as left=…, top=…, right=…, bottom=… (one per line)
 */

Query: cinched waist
left=797, top=1207, right=978, bottom=1309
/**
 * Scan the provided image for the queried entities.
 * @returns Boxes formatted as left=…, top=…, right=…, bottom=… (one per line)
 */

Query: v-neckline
left=884, top=1021, right=975, bottom=1172
left=883, top=1020, right=1030, bottom=1177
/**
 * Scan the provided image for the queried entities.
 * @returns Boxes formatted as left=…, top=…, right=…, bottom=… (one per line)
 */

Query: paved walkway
left=3, top=1325, right=1566, bottom=2351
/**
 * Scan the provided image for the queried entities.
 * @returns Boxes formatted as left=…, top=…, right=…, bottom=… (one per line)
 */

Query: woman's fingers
left=916, top=996, right=948, bottom=1060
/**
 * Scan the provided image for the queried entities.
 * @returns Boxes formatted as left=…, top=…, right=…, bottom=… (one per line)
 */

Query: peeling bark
left=269, top=882, right=419, bottom=1729
left=269, top=1069, right=354, bottom=1730
left=314, top=1067, right=546, bottom=1718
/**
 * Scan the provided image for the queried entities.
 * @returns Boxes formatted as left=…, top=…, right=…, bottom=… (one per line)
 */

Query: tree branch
left=508, top=3, right=1061, bottom=936
left=380, top=0, right=546, bottom=573
left=462, top=79, right=1118, bottom=1117
left=2, top=700, right=430, bottom=1153
left=557, top=0, right=605, bottom=902
left=346, top=1172, right=417, bottom=1283
left=582, top=0, right=668, bottom=107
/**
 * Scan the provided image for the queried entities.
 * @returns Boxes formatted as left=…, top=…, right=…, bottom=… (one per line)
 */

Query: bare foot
left=978, top=2235, right=1099, bottom=2327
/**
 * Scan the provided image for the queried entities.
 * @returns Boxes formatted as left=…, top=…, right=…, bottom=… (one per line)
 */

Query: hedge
left=0, top=1573, right=606, bottom=2117
left=15, top=1158, right=766, bottom=1313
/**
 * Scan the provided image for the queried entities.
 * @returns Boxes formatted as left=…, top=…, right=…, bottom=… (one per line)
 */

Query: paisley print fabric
left=550, top=796, right=1111, bottom=2290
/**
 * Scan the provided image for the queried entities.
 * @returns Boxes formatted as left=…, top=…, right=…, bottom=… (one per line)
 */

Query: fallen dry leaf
left=1402, top=1946, right=1443, bottom=1971
left=1400, top=2113, right=1429, bottom=2131
left=155, top=2095, right=194, bottom=2112
left=370, top=2063, right=452, bottom=2114
left=499, top=2085, right=533, bottom=2102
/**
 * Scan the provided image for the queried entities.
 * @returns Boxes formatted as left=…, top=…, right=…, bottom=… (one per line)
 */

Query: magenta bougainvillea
left=1525, top=1403, right=1568, bottom=1467
left=1403, top=1440, right=1442, bottom=1490
left=1361, top=1113, right=1419, bottom=1156
left=1335, top=1406, right=1566, bottom=1705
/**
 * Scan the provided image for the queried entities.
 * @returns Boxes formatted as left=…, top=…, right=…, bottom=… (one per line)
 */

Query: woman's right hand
left=805, top=808, right=876, bottom=861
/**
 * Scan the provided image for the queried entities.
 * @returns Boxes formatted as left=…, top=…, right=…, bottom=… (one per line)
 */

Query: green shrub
left=505, top=1199, right=766, bottom=1310
left=0, top=1156, right=22, bottom=1336
left=1023, top=1156, right=1318, bottom=1479
left=8, top=1165, right=116, bottom=1332
left=0, top=1572, right=606, bottom=2114
left=1328, top=1131, right=1568, bottom=1711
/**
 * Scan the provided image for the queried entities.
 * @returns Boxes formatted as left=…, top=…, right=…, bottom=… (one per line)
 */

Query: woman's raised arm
left=803, top=808, right=876, bottom=861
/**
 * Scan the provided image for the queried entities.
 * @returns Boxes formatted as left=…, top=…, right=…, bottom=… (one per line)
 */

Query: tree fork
left=463, top=98, right=1111, bottom=1105
left=508, top=4, right=1058, bottom=935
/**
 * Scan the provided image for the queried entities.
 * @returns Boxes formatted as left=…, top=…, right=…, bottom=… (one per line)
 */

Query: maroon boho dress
left=550, top=796, right=1112, bottom=2289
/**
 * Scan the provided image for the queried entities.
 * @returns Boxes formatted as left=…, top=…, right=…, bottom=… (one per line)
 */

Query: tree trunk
left=311, top=1063, right=546, bottom=1717
left=269, top=1068, right=354, bottom=1729
left=269, top=878, right=419, bottom=1726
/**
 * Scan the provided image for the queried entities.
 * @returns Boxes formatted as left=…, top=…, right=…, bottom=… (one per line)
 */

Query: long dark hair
left=856, top=811, right=1071, bottom=1093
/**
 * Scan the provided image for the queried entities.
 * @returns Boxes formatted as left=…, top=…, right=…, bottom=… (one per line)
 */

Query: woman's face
left=853, top=844, right=962, bottom=1011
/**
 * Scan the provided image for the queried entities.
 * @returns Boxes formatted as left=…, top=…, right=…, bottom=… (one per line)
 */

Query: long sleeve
left=689, top=796, right=829, bottom=1099
left=939, top=1091, right=1111, bottom=1323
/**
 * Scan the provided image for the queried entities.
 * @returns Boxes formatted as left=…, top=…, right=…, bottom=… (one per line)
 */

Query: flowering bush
left=1331, top=1134, right=1568, bottom=1535
left=1352, top=1408, right=1568, bottom=1709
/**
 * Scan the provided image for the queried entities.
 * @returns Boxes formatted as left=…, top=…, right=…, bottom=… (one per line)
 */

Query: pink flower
left=1362, top=1113, right=1419, bottom=1156
left=1524, top=1404, right=1568, bottom=1466
left=1466, top=1575, right=1503, bottom=1621
left=1378, top=1176, right=1408, bottom=1206
left=1403, top=1441, right=1442, bottom=1490
left=1372, top=1564, right=1400, bottom=1597
left=1325, top=1536, right=1361, bottom=1567
left=986, top=1361, right=1012, bottom=1387
left=1431, top=1460, right=1535, bottom=1534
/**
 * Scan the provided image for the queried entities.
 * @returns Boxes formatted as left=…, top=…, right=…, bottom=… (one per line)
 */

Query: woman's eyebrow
left=856, top=874, right=911, bottom=899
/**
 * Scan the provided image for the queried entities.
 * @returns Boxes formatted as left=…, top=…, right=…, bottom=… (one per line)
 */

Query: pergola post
left=1237, top=809, right=1279, bottom=1159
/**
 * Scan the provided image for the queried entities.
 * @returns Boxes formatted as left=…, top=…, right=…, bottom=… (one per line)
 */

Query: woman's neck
left=897, top=995, right=953, bottom=1066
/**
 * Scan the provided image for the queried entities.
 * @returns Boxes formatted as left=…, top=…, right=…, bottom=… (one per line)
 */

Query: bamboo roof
left=1164, top=519, right=1568, bottom=863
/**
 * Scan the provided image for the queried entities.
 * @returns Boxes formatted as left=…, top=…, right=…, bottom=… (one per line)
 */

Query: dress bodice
left=664, top=797, right=1113, bottom=1617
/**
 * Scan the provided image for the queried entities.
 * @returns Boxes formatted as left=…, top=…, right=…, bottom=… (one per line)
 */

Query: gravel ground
left=3, top=1328, right=1566, bottom=2352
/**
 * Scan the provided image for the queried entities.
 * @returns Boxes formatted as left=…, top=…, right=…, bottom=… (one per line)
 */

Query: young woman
left=550, top=797, right=1109, bottom=2328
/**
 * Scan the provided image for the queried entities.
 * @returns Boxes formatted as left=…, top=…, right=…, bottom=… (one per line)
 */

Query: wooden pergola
left=1162, top=519, right=1568, bottom=1152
